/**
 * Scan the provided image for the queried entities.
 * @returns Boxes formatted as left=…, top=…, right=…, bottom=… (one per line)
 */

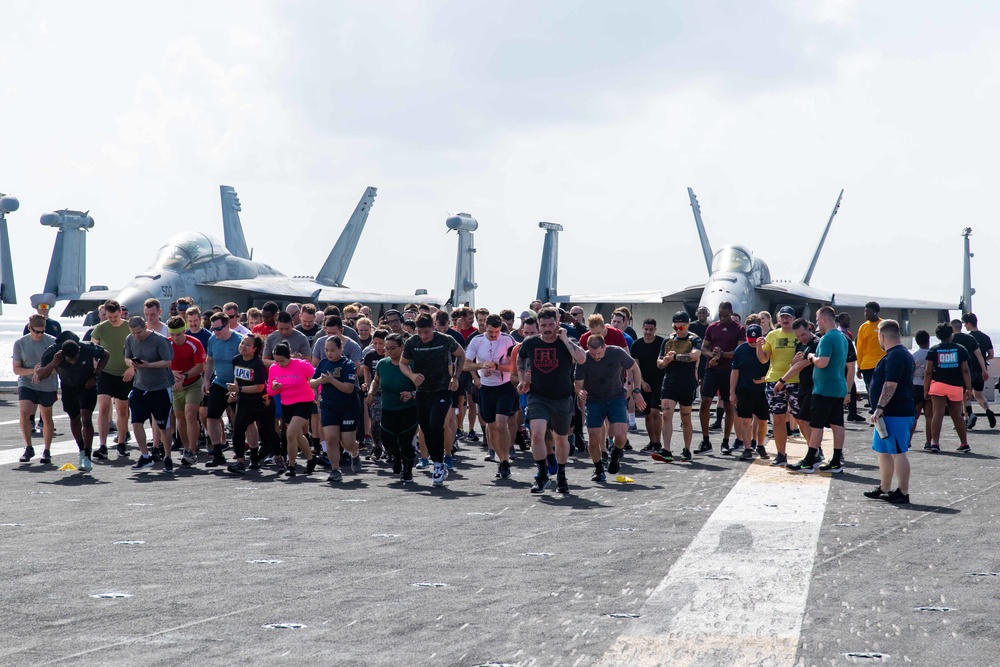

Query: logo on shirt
left=534, top=348, right=558, bottom=374
left=938, top=350, right=959, bottom=368
left=234, top=367, right=253, bottom=381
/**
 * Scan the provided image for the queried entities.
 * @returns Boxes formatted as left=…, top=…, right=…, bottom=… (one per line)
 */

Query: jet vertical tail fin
left=687, top=187, right=714, bottom=275
left=536, top=222, right=563, bottom=302
left=316, top=186, right=378, bottom=286
left=801, top=189, right=844, bottom=286
left=447, top=213, right=478, bottom=308
left=0, top=193, right=19, bottom=307
left=220, top=186, right=251, bottom=260
left=40, top=209, right=94, bottom=299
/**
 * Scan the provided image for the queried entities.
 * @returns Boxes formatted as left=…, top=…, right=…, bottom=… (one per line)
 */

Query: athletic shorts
left=18, top=387, right=57, bottom=408
left=735, top=387, right=769, bottom=420
left=585, top=396, right=629, bottom=428
left=478, top=383, right=517, bottom=423
left=971, top=372, right=985, bottom=392
left=911, top=384, right=925, bottom=405
left=281, top=400, right=313, bottom=424
left=172, top=382, right=203, bottom=412
left=62, top=385, right=97, bottom=415
left=765, top=382, right=800, bottom=416
left=701, top=369, right=732, bottom=403
left=660, top=381, right=696, bottom=407
left=321, top=402, right=359, bottom=431
left=638, top=388, right=661, bottom=416
left=525, top=394, right=574, bottom=436
left=794, top=387, right=812, bottom=421
left=206, top=383, right=231, bottom=420
left=872, top=415, right=914, bottom=454
left=129, top=388, right=172, bottom=429
left=928, top=380, right=964, bottom=402
left=97, top=372, right=132, bottom=401
left=809, top=394, right=845, bottom=429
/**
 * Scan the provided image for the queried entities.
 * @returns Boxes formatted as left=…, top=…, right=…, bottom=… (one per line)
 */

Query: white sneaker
left=431, top=463, right=448, bottom=487
left=81, top=456, right=93, bottom=472
left=78, top=452, right=86, bottom=470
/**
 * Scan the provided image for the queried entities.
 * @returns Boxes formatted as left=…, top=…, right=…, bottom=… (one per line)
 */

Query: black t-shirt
left=362, top=350, right=384, bottom=385
left=688, top=321, right=708, bottom=340
left=41, top=342, right=106, bottom=388
left=927, top=342, right=970, bottom=387
left=969, top=330, right=993, bottom=368
left=659, top=333, right=702, bottom=387
left=952, top=332, right=981, bottom=373
left=403, top=332, right=460, bottom=392
left=630, top=336, right=665, bottom=390
left=795, top=337, right=820, bottom=395
left=846, top=338, right=857, bottom=364
left=518, top=335, right=576, bottom=399
left=869, top=345, right=916, bottom=417
left=295, top=323, right=323, bottom=347
left=731, top=342, right=769, bottom=391
left=232, top=354, right=268, bottom=405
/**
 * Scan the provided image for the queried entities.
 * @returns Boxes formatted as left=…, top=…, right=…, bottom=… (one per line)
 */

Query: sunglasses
left=210, top=325, right=226, bottom=332
left=672, top=324, right=687, bottom=331
left=30, top=329, right=45, bottom=334
left=386, top=319, right=400, bottom=324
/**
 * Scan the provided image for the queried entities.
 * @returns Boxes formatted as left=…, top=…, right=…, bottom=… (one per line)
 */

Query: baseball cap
left=778, top=306, right=795, bottom=317
left=520, top=310, right=536, bottom=320
left=746, top=324, right=763, bottom=339
left=671, top=310, right=691, bottom=324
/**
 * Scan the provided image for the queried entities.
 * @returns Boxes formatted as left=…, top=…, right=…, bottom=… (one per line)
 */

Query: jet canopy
left=153, top=232, right=230, bottom=270
left=711, top=246, right=753, bottom=273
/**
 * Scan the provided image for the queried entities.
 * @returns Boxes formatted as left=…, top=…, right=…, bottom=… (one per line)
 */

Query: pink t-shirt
left=267, top=358, right=315, bottom=404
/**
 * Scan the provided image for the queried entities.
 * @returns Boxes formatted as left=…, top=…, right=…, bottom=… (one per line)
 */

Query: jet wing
left=831, top=293, right=957, bottom=311
left=552, top=284, right=706, bottom=306
left=199, top=278, right=448, bottom=307
left=757, top=283, right=834, bottom=305
left=758, top=283, right=957, bottom=312
left=58, top=290, right=120, bottom=317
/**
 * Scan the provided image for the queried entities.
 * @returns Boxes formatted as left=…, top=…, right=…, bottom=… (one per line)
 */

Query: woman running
left=310, top=335, right=361, bottom=483
left=267, top=342, right=317, bottom=477
left=367, top=333, right=418, bottom=482
left=226, top=334, right=279, bottom=475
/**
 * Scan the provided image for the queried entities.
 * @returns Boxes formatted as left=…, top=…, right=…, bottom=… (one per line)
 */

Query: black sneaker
left=401, top=464, right=414, bottom=483
left=248, top=460, right=260, bottom=471
left=923, top=442, right=932, bottom=450
left=818, top=460, right=844, bottom=473
left=651, top=450, right=673, bottom=463
left=988, top=410, right=997, bottom=429
left=720, top=442, right=732, bottom=455
left=846, top=414, right=866, bottom=422
left=623, top=440, right=633, bottom=451
left=966, top=413, right=978, bottom=429
left=284, top=464, right=297, bottom=477
left=92, top=445, right=108, bottom=460
left=680, top=449, right=692, bottom=463
left=116, top=443, right=128, bottom=457
left=709, top=420, right=722, bottom=431
left=40, top=451, right=52, bottom=465
left=957, top=444, right=972, bottom=453
left=608, top=447, right=623, bottom=475
left=498, top=460, right=511, bottom=479
left=306, top=457, right=317, bottom=474
left=756, top=445, right=770, bottom=460
left=739, top=448, right=755, bottom=461
left=227, top=461, right=246, bottom=475
left=205, top=454, right=227, bottom=468
left=640, top=442, right=658, bottom=453
left=530, top=477, right=548, bottom=494
left=556, top=474, right=569, bottom=494
left=930, top=443, right=940, bottom=453
left=19, top=446, right=34, bottom=463
left=162, top=457, right=173, bottom=472
left=695, top=439, right=712, bottom=454
left=786, top=458, right=818, bottom=473
left=770, top=453, right=788, bottom=467
left=591, top=469, right=607, bottom=482
left=132, top=455, right=154, bottom=471
left=466, top=430, right=480, bottom=443
left=883, top=488, right=910, bottom=504
left=392, top=457, right=403, bottom=475
left=863, top=485, right=886, bottom=499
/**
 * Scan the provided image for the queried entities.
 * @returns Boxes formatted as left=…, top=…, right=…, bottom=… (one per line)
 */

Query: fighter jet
left=539, top=188, right=955, bottom=332
left=39, top=186, right=448, bottom=318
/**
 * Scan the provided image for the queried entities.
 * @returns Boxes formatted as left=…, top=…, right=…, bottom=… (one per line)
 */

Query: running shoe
left=739, top=448, right=755, bottom=461
left=19, top=446, right=34, bottom=463
left=498, top=460, right=511, bottom=479
left=77, top=452, right=86, bottom=470
left=466, top=430, right=480, bottom=443
left=455, top=429, right=465, bottom=441
left=591, top=469, right=607, bottom=482
left=263, top=455, right=275, bottom=466
left=818, top=460, right=844, bottom=473
left=132, top=455, right=154, bottom=471
left=248, top=459, right=260, bottom=471
left=116, top=443, right=128, bottom=458
left=769, top=452, right=788, bottom=467
left=651, top=450, right=673, bottom=463
left=443, top=455, right=454, bottom=470
left=484, top=451, right=496, bottom=462
left=720, top=442, right=732, bottom=455
left=306, top=457, right=317, bottom=474
left=546, top=453, right=558, bottom=476
left=607, top=447, right=623, bottom=475
left=351, top=454, right=362, bottom=473
left=227, top=461, right=246, bottom=475
left=957, top=444, right=972, bottom=453
left=756, top=444, right=770, bottom=460
left=556, top=473, right=569, bottom=494
left=392, top=458, right=402, bottom=475
left=680, top=449, right=692, bottom=463
left=401, top=466, right=413, bottom=483
left=370, top=444, right=384, bottom=461
left=327, top=469, right=343, bottom=482
left=162, top=457, right=173, bottom=472
left=640, top=442, right=658, bottom=453
left=363, top=435, right=374, bottom=448
left=180, top=451, right=196, bottom=467
left=431, top=463, right=448, bottom=486
left=846, top=414, right=866, bottom=422
left=786, top=458, right=818, bottom=473
left=40, top=451, right=52, bottom=465
left=863, top=485, right=886, bottom=499
left=205, top=454, right=227, bottom=468
left=883, top=488, right=910, bottom=504
left=709, top=419, right=722, bottom=431
left=93, top=445, right=108, bottom=460
left=695, top=439, right=712, bottom=455
left=923, top=442, right=933, bottom=450
left=988, top=409, right=997, bottom=429
left=623, top=439, right=633, bottom=450
left=317, top=453, right=332, bottom=468
left=530, top=477, right=548, bottom=494
left=339, top=450, right=352, bottom=467
left=284, top=464, right=297, bottom=477
left=274, top=457, right=287, bottom=473
left=966, top=413, right=978, bottom=429
left=930, top=443, right=940, bottom=453
left=416, top=457, right=429, bottom=469
left=80, top=455, right=93, bottom=473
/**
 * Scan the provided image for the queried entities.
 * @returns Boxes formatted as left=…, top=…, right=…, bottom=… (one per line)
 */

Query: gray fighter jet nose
left=116, top=285, right=155, bottom=315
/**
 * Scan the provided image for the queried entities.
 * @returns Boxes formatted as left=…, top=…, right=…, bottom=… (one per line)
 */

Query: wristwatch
left=632, top=388, right=641, bottom=394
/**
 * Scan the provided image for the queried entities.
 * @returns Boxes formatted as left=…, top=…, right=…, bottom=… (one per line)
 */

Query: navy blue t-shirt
left=927, top=342, right=969, bottom=388
left=731, top=342, right=769, bottom=391
left=868, top=345, right=916, bottom=417
left=314, top=357, right=358, bottom=408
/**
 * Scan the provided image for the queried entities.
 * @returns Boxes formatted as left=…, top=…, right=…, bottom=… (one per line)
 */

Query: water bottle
left=875, top=416, right=889, bottom=438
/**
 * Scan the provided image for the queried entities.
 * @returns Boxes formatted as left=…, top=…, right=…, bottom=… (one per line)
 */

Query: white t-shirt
left=465, top=333, right=516, bottom=387
left=912, top=347, right=929, bottom=385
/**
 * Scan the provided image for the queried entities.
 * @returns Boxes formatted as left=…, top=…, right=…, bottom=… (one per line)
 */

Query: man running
left=652, top=311, right=702, bottom=463
left=464, top=314, right=517, bottom=479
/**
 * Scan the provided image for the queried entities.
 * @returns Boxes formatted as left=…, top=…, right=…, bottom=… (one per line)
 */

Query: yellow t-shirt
left=856, top=319, right=885, bottom=370
left=763, top=329, right=800, bottom=383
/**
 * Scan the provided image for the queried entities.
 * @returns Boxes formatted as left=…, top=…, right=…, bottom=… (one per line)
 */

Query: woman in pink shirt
left=267, top=342, right=317, bottom=477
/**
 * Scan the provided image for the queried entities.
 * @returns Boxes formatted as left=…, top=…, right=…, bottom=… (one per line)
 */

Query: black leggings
left=232, top=398, right=278, bottom=459
left=381, top=406, right=419, bottom=464
left=416, top=390, right=451, bottom=463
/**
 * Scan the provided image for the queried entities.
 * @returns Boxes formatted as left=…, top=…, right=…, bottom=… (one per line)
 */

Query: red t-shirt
left=171, top=335, right=207, bottom=386
left=580, top=326, right=628, bottom=350
left=459, top=327, right=478, bottom=344
left=252, top=322, right=277, bottom=337
left=703, top=320, right=746, bottom=371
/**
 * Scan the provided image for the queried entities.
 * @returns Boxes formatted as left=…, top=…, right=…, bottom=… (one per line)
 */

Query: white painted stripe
left=0, top=415, right=70, bottom=427
left=599, top=437, right=832, bottom=667
left=0, top=427, right=152, bottom=466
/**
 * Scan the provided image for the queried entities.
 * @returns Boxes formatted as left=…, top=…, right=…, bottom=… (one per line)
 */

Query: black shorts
left=206, top=383, right=231, bottom=420
left=129, top=388, right=172, bottom=430
left=794, top=387, right=812, bottom=421
left=97, top=372, right=132, bottom=401
left=62, top=385, right=98, bottom=415
left=525, top=394, right=574, bottom=436
left=808, top=394, right=845, bottom=429
left=281, top=401, right=313, bottom=424
left=911, top=384, right=925, bottom=405
left=660, top=381, right=696, bottom=407
left=638, top=388, right=661, bottom=416
left=735, top=387, right=769, bottom=420
left=18, top=387, right=57, bottom=408
left=701, top=369, right=732, bottom=403
left=478, top=383, right=517, bottom=423
left=972, top=372, right=985, bottom=392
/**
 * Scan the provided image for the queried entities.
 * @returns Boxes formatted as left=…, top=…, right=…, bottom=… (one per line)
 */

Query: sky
left=1, top=1, right=996, bottom=322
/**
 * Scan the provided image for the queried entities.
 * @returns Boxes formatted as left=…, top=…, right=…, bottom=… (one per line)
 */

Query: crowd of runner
left=11, top=296, right=994, bottom=503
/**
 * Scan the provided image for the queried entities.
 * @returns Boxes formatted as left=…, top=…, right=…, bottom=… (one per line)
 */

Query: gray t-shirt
left=13, top=333, right=57, bottom=391
left=342, top=326, right=360, bottom=344
left=124, top=332, right=175, bottom=391
left=574, top=346, right=635, bottom=401
left=313, top=334, right=363, bottom=366
left=263, top=329, right=312, bottom=360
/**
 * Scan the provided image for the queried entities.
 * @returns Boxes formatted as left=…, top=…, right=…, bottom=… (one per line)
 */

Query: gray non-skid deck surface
left=0, top=397, right=997, bottom=667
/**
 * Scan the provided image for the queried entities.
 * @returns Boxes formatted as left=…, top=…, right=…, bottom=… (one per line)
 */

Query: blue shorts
left=129, top=388, right=172, bottom=430
left=321, top=403, right=359, bottom=431
left=872, top=416, right=914, bottom=454
left=585, top=396, right=629, bottom=428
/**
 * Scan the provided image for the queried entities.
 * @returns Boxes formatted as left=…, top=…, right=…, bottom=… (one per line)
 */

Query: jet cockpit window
left=152, top=232, right=220, bottom=270
left=711, top=247, right=752, bottom=273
